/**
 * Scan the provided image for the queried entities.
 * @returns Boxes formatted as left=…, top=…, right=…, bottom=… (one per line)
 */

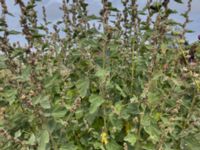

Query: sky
left=1, top=0, right=200, bottom=44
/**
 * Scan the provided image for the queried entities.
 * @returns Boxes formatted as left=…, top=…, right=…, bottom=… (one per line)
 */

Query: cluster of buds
left=15, top=0, right=33, bottom=46
left=146, top=0, right=153, bottom=27
left=69, top=97, right=81, bottom=113
left=0, top=128, right=24, bottom=146
left=121, top=0, right=129, bottom=47
left=170, top=99, right=182, bottom=114
left=0, top=0, right=8, bottom=14
left=123, top=142, right=128, bottom=150
left=20, top=94, right=34, bottom=108
left=0, top=0, right=9, bottom=53
left=101, top=0, right=109, bottom=30
left=42, top=6, right=49, bottom=35
left=0, top=107, right=6, bottom=121
left=0, top=87, right=3, bottom=92
left=157, top=98, right=182, bottom=149
left=181, top=0, right=192, bottom=40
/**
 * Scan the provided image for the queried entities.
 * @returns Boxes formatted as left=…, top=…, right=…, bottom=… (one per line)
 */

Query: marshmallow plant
left=0, top=0, right=199, bottom=150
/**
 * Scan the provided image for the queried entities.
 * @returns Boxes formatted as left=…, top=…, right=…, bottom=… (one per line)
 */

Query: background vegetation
left=0, top=0, right=200, bottom=149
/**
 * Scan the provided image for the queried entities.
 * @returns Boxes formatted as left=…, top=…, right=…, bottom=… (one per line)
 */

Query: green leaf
left=144, top=125, right=161, bottom=143
left=114, top=101, right=123, bottom=115
left=75, top=109, right=84, bottom=119
left=89, top=94, right=105, bottom=114
left=76, top=77, right=90, bottom=98
left=180, top=133, right=200, bottom=150
left=27, top=134, right=36, bottom=145
left=185, top=29, right=194, bottom=33
left=40, top=96, right=51, bottom=109
left=44, top=74, right=59, bottom=89
left=17, top=66, right=31, bottom=81
left=0, top=18, right=6, bottom=26
left=0, top=55, right=7, bottom=69
left=174, top=0, right=183, bottom=3
left=7, top=12, right=15, bottom=17
left=51, top=107, right=67, bottom=118
left=166, top=9, right=178, bottom=15
left=87, top=15, right=101, bottom=20
left=141, top=115, right=151, bottom=126
left=141, top=115, right=161, bottom=143
left=109, top=7, right=119, bottom=12
left=26, top=4, right=37, bottom=10
left=8, top=30, right=21, bottom=35
left=38, top=130, right=49, bottom=150
left=95, top=68, right=109, bottom=81
left=60, top=142, right=78, bottom=150
left=11, top=48, right=24, bottom=58
left=120, top=103, right=140, bottom=119
left=147, top=92, right=161, bottom=105
left=115, top=84, right=126, bottom=97
left=32, top=33, right=45, bottom=38
left=35, top=95, right=51, bottom=109
left=93, top=142, right=104, bottom=149
left=106, top=140, right=122, bottom=150
left=0, top=89, right=17, bottom=105
left=14, top=130, right=21, bottom=138
left=124, top=133, right=137, bottom=146
left=109, top=115, right=123, bottom=131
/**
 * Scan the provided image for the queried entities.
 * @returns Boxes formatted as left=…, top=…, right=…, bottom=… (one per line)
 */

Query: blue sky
left=1, top=0, right=200, bottom=44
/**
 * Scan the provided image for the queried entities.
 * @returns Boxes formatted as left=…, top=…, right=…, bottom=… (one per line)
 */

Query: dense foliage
left=0, top=0, right=200, bottom=149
